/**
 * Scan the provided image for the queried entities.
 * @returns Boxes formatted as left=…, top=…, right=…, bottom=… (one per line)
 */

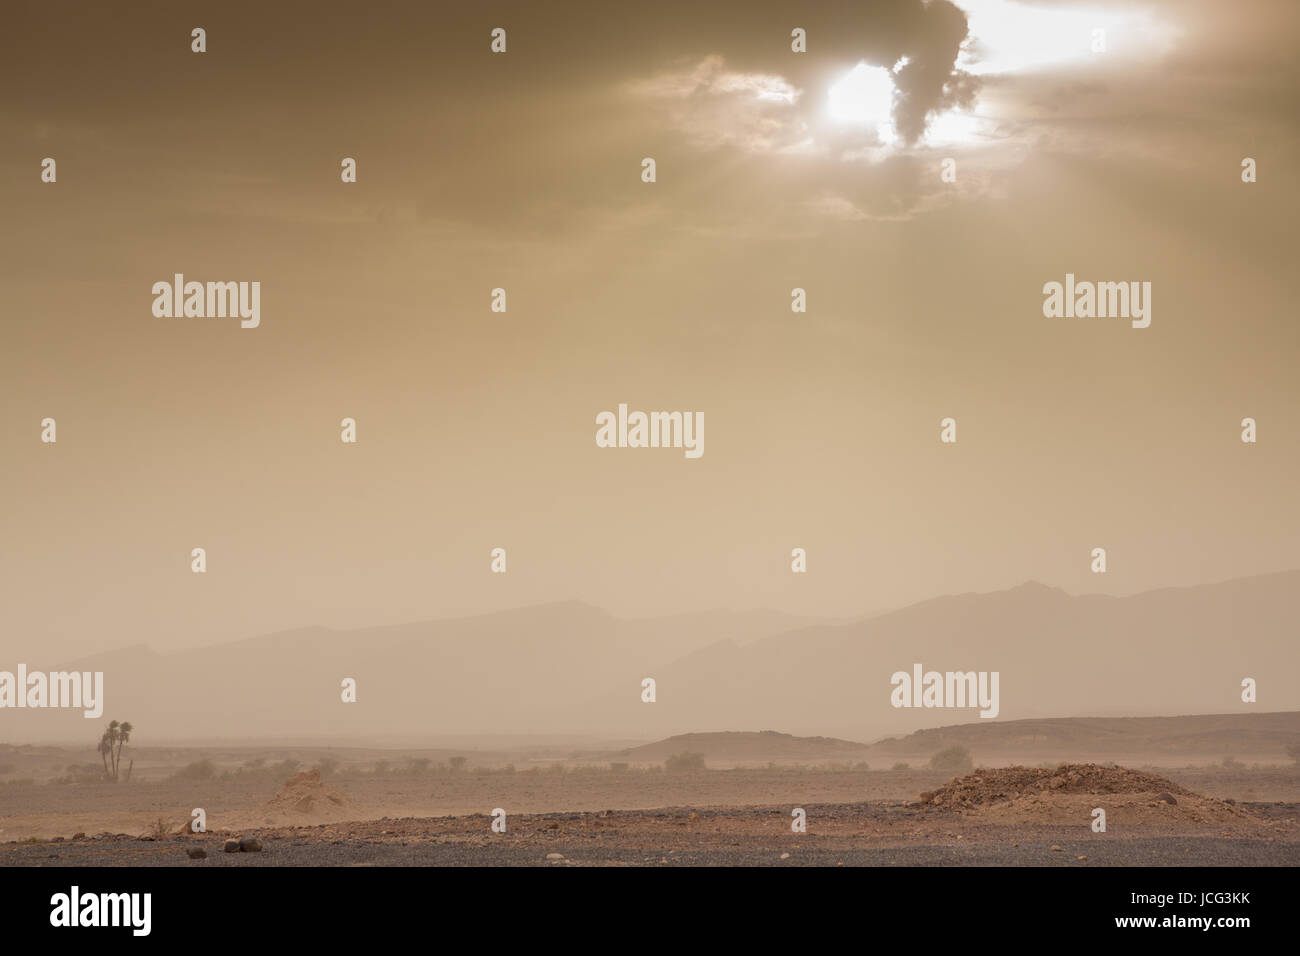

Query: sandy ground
left=3, top=801, right=1298, bottom=867
left=3, top=763, right=1298, bottom=866
left=0, top=768, right=951, bottom=842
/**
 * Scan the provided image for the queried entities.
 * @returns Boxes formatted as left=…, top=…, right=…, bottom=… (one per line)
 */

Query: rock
left=1156, top=792, right=1178, bottom=805
left=545, top=852, right=564, bottom=861
left=1076, top=855, right=1087, bottom=861
left=1224, top=798, right=1236, bottom=805
left=919, top=791, right=934, bottom=803
left=1050, top=845, right=1062, bottom=852
left=72, top=832, right=86, bottom=840
left=779, top=852, right=791, bottom=860
left=187, top=848, right=207, bottom=859
left=223, top=839, right=241, bottom=853
left=238, top=836, right=262, bottom=852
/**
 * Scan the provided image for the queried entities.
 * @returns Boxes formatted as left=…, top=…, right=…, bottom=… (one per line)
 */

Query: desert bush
left=929, top=746, right=974, bottom=774
left=665, top=752, right=706, bottom=773
left=892, top=762, right=910, bottom=771
left=51, top=764, right=106, bottom=785
left=171, top=759, right=216, bottom=781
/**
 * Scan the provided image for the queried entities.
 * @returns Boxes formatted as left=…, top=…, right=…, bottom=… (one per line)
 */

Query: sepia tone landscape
left=4, top=0, right=1299, bottom=877
left=3, top=579, right=1298, bottom=866
left=2, top=716, right=1299, bottom=865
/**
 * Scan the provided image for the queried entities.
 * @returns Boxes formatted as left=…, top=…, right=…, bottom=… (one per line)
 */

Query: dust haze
left=2, top=0, right=1299, bottom=866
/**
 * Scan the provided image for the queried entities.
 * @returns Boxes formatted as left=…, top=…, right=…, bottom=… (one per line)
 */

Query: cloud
left=633, top=0, right=981, bottom=151
left=631, top=55, right=808, bottom=153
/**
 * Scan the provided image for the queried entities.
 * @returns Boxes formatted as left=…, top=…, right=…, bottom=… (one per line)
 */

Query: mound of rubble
left=920, top=764, right=1193, bottom=808
left=256, top=770, right=354, bottom=822
left=918, top=763, right=1257, bottom=827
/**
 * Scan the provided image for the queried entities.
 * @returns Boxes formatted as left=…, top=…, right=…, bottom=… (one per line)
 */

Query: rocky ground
left=3, top=765, right=1297, bottom=867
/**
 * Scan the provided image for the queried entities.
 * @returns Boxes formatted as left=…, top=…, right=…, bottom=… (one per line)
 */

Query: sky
left=2, top=0, right=1298, bottom=660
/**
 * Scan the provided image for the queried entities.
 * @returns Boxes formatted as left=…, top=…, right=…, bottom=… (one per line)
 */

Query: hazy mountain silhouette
left=6, top=572, right=1296, bottom=743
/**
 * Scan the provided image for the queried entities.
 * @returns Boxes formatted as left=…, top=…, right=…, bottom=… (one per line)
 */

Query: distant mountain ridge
left=5, top=571, right=1297, bottom=743
left=616, top=730, right=870, bottom=761
left=869, top=711, right=1300, bottom=757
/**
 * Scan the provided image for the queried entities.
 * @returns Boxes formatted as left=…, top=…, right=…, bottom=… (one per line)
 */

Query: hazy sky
left=3, top=0, right=1298, bottom=658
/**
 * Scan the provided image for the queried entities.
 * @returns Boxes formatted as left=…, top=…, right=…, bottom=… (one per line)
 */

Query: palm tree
left=113, top=722, right=133, bottom=780
left=97, top=733, right=112, bottom=779
left=97, top=720, right=134, bottom=782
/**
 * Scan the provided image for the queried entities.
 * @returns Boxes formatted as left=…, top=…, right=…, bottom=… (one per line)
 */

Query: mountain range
left=4, top=571, right=1296, bottom=743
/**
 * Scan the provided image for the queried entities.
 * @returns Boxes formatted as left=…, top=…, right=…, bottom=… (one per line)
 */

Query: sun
left=827, top=62, right=898, bottom=143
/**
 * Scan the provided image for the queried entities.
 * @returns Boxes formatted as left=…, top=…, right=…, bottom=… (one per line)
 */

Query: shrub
left=51, top=764, right=105, bottom=785
left=171, top=759, right=216, bottom=781
left=892, top=762, right=910, bottom=771
left=665, top=752, right=706, bottom=773
left=929, top=746, right=974, bottom=774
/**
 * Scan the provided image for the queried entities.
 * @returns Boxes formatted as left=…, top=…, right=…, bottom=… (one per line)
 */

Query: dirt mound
left=256, top=770, right=354, bottom=823
left=921, top=764, right=1194, bottom=808
left=919, top=763, right=1259, bottom=827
